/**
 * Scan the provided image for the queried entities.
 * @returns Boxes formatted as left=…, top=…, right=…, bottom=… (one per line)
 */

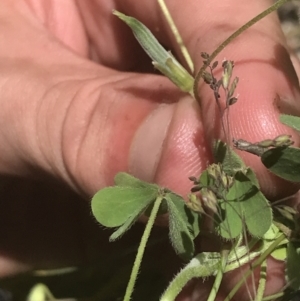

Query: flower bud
left=222, top=60, right=234, bottom=89
left=274, top=134, right=294, bottom=147
left=257, top=139, right=273, bottom=148
left=187, top=193, right=204, bottom=214
left=202, top=188, right=218, bottom=214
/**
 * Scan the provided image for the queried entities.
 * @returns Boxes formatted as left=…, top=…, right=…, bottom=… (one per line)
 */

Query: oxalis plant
left=91, top=1, right=300, bottom=301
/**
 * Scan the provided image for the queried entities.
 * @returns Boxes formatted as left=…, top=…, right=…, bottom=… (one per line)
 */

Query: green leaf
left=213, top=140, right=260, bottom=188
left=109, top=201, right=151, bottom=241
left=114, top=172, right=158, bottom=189
left=261, top=147, right=300, bottom=182
left=280, top=114, right=300, bottom=132
left=271, top=245, right=287, bottom=261
left=216, top=171, right=272, bottom=239
left=213, top=140, right=246, bottom=175
left=165, top=195, right=195, bottom=260
left=216, top=196, right=243, bottom=239
left=114, top=173, right=168, bottom=216
left=286, top=241, right=300, bottom=290
left=91, top=186, right=158, bottom=227
left=113, top=10, right=194, bottom=93
left=167, top=192, right=201, bottom=238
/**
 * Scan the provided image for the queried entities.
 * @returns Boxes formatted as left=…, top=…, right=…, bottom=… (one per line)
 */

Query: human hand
left=0, top=0, right=299, bottom=300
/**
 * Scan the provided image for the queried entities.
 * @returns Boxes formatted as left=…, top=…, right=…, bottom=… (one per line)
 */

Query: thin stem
left=223, top=234, right=285, bottom=301
left=262, top=291, right=284, bottom=301
left=207, top=248, right=229, bottom=301
left=123, top=196, right=163, bottom=301
left=193, top=0, right=288, bottom=102
left=158, top=0, right=194, bottom=73
left=255, top=260, right=267, bottom=301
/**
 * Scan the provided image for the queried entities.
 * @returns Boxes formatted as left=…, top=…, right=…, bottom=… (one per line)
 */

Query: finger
left=116, top=0, right=300, bottom=200
left=0, top=1, right=210, bottom=197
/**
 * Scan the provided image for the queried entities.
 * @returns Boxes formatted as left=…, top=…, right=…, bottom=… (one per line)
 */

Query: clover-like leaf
left=165, top=195, right=195, bottom=260
left=216, top=171, right=272, bottom=239
left=213, top=140, right=246, bottom=175
left=261, top=147, right=300, bottom=182
left=91, top=186, right=158, bottom=228
left=114, top=172, right=158, bottom=189
left=280, top=114, right=300, bottom=132
left=216, top=195, right=243, bottom=239
left=167, top=192, right=201, bottom=239
left=109, top=201, right=151, bottom=241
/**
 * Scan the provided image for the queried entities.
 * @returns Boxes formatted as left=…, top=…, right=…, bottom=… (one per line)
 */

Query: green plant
left=89, top=1, right=300, bottom=301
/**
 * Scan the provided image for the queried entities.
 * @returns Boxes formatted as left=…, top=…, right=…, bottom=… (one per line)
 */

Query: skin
left=0, top=0, right=299, bottom=299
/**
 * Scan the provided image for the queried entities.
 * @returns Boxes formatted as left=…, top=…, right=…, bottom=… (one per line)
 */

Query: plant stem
left=207, top=248, right=229, bottom=301
left=223, top=234, right=285, bottom=301
left=255, top=260, right=267, bottom=301
left=157, top=0, right=194, bottom=73
left=160, top=254, right=220, bottom=301
left=193, top=0, right=288, bottom=102
left=262, top=291, right=284, bottom=301
left=123, top=196, right=163, bottom=301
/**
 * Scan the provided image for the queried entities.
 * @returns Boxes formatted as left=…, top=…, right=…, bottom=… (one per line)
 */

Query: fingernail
left=129, top=103, right=175, bottom=182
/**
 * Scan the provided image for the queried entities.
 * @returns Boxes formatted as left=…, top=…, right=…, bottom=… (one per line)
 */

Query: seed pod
left=207, top=164, right=219, bottom=181
left=233, top=138, right=265, bottom=156
left=201, top=52, right=210, bottom=59
left=191, top=185, right=201, bottom=193
left=187, top=193, right=205, bottom=214
left=188, top=176, right=198, bottom=183
left=202, top=71, right=213, bottom=84
left=220, top=173, right=229, bottom=188
left=256, top=139, right=274, bottom=148
left=274, top=134, right=294, bottom=147
left=222, top=60, right=234, bottom=89
left=228, top=96, right=238, bottom=106
left=202, top=188, right=218, bottom=214
left=211, top=61, right=218, bottom=69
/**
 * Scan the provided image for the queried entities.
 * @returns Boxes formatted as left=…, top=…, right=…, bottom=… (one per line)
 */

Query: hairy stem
left=123, top=196, right=163, bottom=301
left=207, top=248, right=229, bottom=301
left=255, top=260, right=267, bottom=301
left=160, top=254, right=219, bottom=301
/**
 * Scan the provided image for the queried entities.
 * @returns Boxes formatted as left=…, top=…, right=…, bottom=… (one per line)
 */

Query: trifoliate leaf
left=113, top=10, right=194, bottom=93
left=213, top=140, right=246, bottom=175
left=286, top=241, right=300, bottom=290
left=91, top=186, right=158, bottom=227
left=216, top=171, right=272, bottom=239
left=167, top=192, right=201, bottom=238
left=216, top=195, right=243, bottom=239
left=114, top=172, right=158, bottom=189
left=165, top=195, right=195, bottom=260
left=261, top=147, right=300, bottom=182
left=109, top=201, right=151, bottom=241
left=280, top=114, right=300, bottom=132
left=263, top=223, right=279, bottom=240
left=114, top=172, right=168, bottom=216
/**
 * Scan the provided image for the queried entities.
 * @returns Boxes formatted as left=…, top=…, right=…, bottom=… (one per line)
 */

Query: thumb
left=151, top=0, right=300, bottom=199
left=0, top=1, right=208, bottom=197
